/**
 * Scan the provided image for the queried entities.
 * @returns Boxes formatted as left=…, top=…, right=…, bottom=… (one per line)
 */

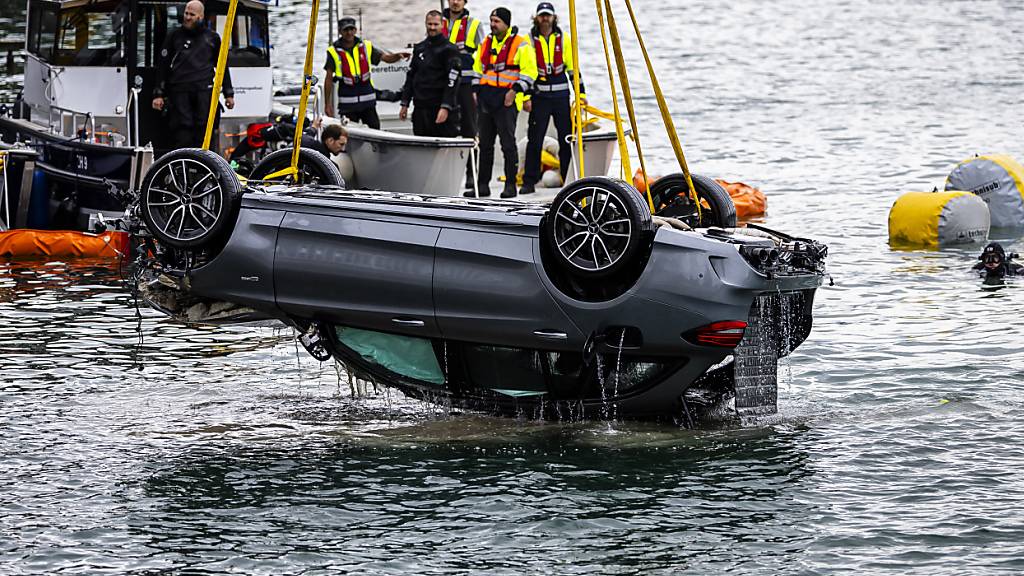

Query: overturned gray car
left=130, top=148, right=828, bottom=423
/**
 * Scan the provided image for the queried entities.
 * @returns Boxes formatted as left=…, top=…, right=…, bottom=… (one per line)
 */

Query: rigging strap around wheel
left=203, top=0, right=239, bottom=151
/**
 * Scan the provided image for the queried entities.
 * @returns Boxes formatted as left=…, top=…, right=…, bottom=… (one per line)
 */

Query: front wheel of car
left=139, top=148, right=242, bottom=249
left=649, top=173, right=737, bottom=228
left=250, top=147, right=346, bottom=187
left=544, top=176, right=655, bottom=279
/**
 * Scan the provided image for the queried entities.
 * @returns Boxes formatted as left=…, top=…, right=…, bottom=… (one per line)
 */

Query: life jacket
left=443, top=15, right=481, bottom=51
left=327, top=40, right=373, bottom=86
left=479, top=30, right=525, bottom=89
left=533, top=32, right=565, bottom=77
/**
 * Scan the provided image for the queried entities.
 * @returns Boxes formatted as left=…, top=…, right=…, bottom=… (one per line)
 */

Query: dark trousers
left=412, top=104, right=459, bottom=137
left=168, top=89, right=219, bottom=149
left=341, top=106, right=381, bottom=130
left=524, top=94, right=572, bottom=186
left=476, top=98, right=518, bottom=194
left=456, top=83, right=477, bottom=184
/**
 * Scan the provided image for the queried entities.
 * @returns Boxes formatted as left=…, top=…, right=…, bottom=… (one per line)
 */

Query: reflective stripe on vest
left=443, top=16, right=480, bottom=50
left=534, top=32, right=565, bottom=77
left=327, top=40, right=373, bottom=86
left=479, top=33, right=524, bottom=88
left=535, top=82, right=569, bottom=92
left=338, top=93, right=377, bottom=104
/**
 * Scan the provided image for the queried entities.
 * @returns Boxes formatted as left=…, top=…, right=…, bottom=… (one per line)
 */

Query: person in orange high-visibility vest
left=323, top=16, right=409, bottom=129
left=468, top=7, right=537, bottom=198
left=443, top=0, right=484, bottom=189
left=520, top=2, right=586, bottom=195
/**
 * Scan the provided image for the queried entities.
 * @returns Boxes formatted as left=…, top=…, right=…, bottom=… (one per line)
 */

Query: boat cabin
left=20, top=0, right=272, bottom=151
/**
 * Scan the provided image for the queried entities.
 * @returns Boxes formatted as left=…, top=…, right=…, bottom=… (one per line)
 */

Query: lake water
left=3, top=0, right=1024, bottom=573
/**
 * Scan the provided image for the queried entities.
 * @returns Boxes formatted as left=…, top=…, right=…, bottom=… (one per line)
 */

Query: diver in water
left=972, top=242, right=1023, bottom=279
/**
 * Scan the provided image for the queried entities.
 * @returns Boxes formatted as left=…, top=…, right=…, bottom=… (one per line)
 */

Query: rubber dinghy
left=128, top=148, right=828, bottom=423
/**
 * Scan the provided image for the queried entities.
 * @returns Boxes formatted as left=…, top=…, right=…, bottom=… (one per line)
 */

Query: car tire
left=139, top=148, right=243, bottom=249
left=649, top=173, right=737, bottom=228
left=544, top=176, right=655, bottom=279
left=250, top=147, right=345, bottom=187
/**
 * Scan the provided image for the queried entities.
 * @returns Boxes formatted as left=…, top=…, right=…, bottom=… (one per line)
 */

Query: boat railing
left=125, top=87, right=141, bottom=147
left=0, top=151, right=10, bottom=231
left=45, top=102, right=96, bottom=142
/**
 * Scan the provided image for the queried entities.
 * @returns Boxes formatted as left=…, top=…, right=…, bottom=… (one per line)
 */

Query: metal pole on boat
left=328, top=0, right=335, bottom=44
left=202, top=0, right=240, bottom=151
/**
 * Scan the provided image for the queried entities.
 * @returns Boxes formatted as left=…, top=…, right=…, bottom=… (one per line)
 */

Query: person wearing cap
left=469, top=7, right=537, bottom=198
left=399, top=11, right=462, bottom=137
left=323, top=16, right=410, bottom=129
left=972, top=242, right=1023, bottom=279
left=442, top=0, right=485, bottom=189
left=519, top=2, right=586, bottom=195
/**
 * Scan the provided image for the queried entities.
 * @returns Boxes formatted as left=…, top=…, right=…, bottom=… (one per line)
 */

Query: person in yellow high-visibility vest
left=468, top=7, right=537, bottom=198
left=520, top=2, right=586, bottom=195
left=323, top=16, right=409, bottom=129
left=443, top=0, right=485, bottom=189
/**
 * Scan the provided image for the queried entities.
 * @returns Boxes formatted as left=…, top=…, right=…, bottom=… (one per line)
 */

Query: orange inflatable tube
left=716, top=180, right=767, bottom=219
left=0, top=229, right=129, bottom=261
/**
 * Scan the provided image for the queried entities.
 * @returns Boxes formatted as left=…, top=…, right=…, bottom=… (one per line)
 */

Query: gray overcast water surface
left=2, top=0, right=1024, bottom=573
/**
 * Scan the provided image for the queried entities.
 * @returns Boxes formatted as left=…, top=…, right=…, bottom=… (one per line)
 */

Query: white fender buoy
left=945, top=154, right=1024, bottom=229
left=541, top=169, right=562, bottom=188
left=888, top=191, right=990, bottom=248
left=333, top=152, right=354, bottom=183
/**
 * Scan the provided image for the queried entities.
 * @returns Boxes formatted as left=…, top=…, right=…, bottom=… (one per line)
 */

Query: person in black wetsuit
left=152, top=0, right=235, bottom=150
left=399, top=11, right=462, bottom=138
left=973, top=242, right=1023, bottom=279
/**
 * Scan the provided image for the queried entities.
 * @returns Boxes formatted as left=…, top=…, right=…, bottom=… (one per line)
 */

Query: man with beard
left=442, top=0, right=484, bottom=189
left=399, top=11, right=462, bottom=137
left=152, top=0, right=235, bottom=150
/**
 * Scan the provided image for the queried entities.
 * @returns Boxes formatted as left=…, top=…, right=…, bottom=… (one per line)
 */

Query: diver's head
left=979, top=242, right=1007, bottom=275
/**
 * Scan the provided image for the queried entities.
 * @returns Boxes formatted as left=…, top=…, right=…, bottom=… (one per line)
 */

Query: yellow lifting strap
left=601, top=0, right=654, bottom=212
left=263, top=0, right=321, bottom=182
left=621, top=0, right=697, bottom=204
left=566, top=0, right=585, bottom=177
left=592, top=0, right=630, bottom=182
left=202, top=0, right=239, bottom=151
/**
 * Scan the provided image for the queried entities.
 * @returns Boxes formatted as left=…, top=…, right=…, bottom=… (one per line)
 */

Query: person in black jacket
left=973, top=242, right=1023, bottom=279
left=399, top=11, right=462, bottom=137
left=152, top=0, right=235, bottom=150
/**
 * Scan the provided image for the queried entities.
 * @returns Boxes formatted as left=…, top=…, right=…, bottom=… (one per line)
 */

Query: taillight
left=684, top=320, right=747, bottom=347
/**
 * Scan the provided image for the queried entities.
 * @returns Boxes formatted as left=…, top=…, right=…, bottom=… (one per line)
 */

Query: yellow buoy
left=888, top=191, right=989, bottom=248
left=945, top=154, right=1024, bottom=229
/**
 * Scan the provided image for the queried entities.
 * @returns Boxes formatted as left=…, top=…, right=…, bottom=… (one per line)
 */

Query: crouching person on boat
left=151, top=0, right=235, bottom=150
left=469, top=7, right=537, bottom=198
left=399, top=11, right=462, bottom=138
left=520, top=2, right=586, bottom=195
left=324, top=16, right=410, bottom=130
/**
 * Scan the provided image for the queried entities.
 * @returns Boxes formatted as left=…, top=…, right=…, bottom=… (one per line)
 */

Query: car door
left=274, top=209, right=441, bottom=336
left=433, top=227, right=585, bottom=350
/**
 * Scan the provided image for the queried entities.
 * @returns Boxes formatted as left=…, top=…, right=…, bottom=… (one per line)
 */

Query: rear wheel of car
left=139, top=148, right=242, bottom=249
left=249, top=147, right=345, bottom=187
left=544, top=176, right=655, bottom=279
left=649, top=173, right=737, bottom=228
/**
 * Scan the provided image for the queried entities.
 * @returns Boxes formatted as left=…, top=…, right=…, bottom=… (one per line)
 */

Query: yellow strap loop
left=202, top=0, right=238, bottom=151
left=592, top=0, right=631, bottom=182
left=566, top=0, right=585, bottom=178
left=288, top=0, right=321, bottom=182
left=601, top=0, right=654, bottom=212
left=620, top=0, right=697, bottom=207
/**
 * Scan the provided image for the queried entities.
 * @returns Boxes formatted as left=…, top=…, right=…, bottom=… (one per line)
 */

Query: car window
left=464, top=345, right=547, bottom=396
left=334, top=326, right=444, bottom=385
